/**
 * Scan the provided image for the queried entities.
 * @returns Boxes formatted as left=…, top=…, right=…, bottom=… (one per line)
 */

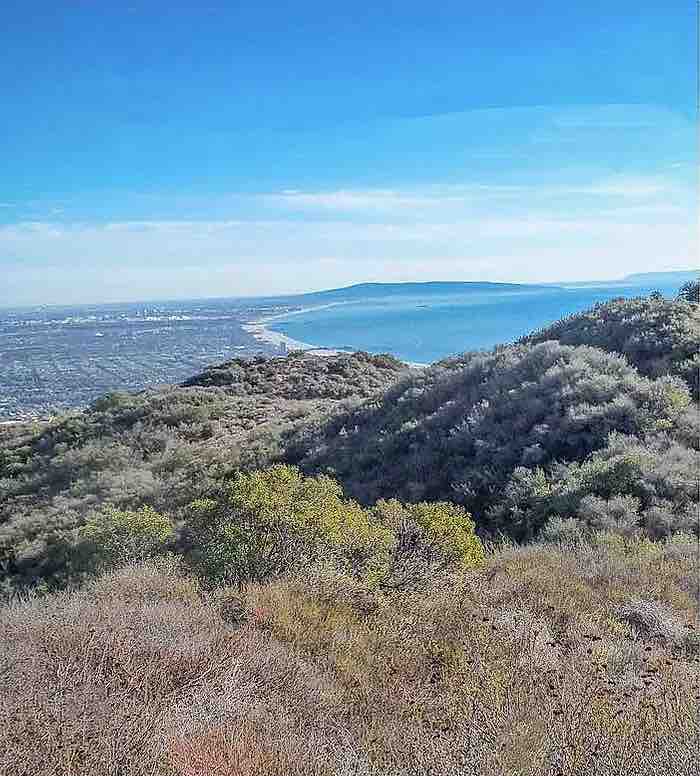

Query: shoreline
left=243, top=306, right=428, bottom=368
left=242, top=302, right=350, bottom=358
left=0, top=418, right=51, bottom=427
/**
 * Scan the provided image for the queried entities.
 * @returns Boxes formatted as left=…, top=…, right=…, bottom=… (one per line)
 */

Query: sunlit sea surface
left=268, top=282, right=684, bottom=364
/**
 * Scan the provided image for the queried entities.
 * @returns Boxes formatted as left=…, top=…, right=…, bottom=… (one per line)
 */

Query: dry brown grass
left=0, top=538, right=698, bottom=776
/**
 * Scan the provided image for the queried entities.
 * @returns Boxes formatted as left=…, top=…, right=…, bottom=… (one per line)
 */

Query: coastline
left=242, top=302, right=348, bottom=357
left=0, top=417, right=52, bottom=427
left=243, top=305, right=428, bottom=368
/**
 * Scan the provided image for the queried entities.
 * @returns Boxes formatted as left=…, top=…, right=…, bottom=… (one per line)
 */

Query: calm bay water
left=268, top=282, right=683, bottom=363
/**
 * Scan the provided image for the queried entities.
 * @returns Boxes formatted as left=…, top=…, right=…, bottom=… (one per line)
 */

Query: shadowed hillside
left=286, top=342, right=695, bottom=534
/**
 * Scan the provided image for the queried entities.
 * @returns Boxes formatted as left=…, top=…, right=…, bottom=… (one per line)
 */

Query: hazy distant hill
left=293, top=280, right=555, bottom=303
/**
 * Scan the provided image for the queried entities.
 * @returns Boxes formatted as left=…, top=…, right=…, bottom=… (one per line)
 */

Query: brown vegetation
left=1, top=533, right=697, bottom=776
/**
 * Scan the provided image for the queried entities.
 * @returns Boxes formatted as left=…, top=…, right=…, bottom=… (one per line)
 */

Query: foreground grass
left=1, top=536, right=698, bottom=776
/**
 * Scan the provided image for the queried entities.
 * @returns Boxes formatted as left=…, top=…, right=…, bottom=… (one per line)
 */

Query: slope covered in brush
left=0, top=352, right=408, bottom=591
left=520, top=295, right=700, bottom=397
left=2, top=295, right=698, bottom=591
left=183, top=350, right=407, bottom=398
left=286, top=340, right=694, bottom=538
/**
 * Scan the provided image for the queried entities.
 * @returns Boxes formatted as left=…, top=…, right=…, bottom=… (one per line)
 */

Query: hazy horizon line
left=1, top=268, right=696, bottom=310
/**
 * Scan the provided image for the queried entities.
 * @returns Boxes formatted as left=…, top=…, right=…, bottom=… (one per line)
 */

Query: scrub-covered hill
left=183, top=350, right=407, bottom=398
left=2, top=295, right=699, bottom=593
left=1, top=292, right=699, bottom=776
left=0, top=352, right=409, bottom=591
left=520, top=295, right=700, bottom=397
left=286, top=340, right=696, bottom=540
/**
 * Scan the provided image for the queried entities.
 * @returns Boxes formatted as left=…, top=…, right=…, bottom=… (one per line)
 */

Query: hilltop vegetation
left=0, top=352, right=408, bottom=592
left=521, top=294, right=700, bottom=397
left=183, top=350, right=406, bottom=399
left=287, top=340, right=695, bottom=540
left=0, top=292, right=698, bottom=775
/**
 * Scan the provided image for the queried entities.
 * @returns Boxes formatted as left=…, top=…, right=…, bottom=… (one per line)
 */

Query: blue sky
left=1, top=1, right=696, bottom=304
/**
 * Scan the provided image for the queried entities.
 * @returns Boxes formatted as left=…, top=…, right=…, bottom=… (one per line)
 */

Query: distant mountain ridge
left=294, top=280, right=557, bottom=302
left=285, top=274, right=697, bottom=303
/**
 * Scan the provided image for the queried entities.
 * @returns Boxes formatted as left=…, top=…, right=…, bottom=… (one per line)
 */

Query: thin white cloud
left=269, top=175, right=688, bottom=217
left=1, top=166, right=695, bottom=304
left=271, top=188, right=468, bottom=212
left=565, top=177, right=672, bottom=198
left=1, top=210, right=693, bottom=292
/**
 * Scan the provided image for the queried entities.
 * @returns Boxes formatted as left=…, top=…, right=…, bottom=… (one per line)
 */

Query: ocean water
left=268, top=282, right=684, bottom=364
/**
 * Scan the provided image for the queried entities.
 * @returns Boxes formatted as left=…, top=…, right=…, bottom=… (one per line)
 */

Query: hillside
left=291, top=280, right=557, bottom=303
left=0, top=352, right=409, bottom=591
left=0, top=293, right=698, bottom=776
left=183, top=350, right=407, bottom=398
left=286, top=339, right=697, bottom=539
left=520, top=295, right=700, bottom=397
left=2, top=296, right=698, bottom=591
left=3, top=532, right=696, bottom=776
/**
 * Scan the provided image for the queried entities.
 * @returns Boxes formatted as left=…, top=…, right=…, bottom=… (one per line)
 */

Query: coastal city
left=0, top=299, right=295, bottom=422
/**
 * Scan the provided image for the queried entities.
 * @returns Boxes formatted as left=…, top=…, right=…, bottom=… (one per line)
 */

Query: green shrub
left=89, top=392, right=137, bottom=413
left=677, top=280, right=699, bottom=304
left=80, top=505, right=173, bottom=568
left=183, top=466, right=484, bottom=588
left=489, top=432, right=700, bottom=540
left=540, top=516, right=589, bottom=545
left=372, top=498, right=485, bottom=589
left=522, top=294, right=700, bottom=397
left=184, top=465, right=392, bottom=585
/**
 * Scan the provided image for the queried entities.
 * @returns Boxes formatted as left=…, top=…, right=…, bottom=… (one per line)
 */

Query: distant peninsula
left=294, top=280, right=556, bottom=302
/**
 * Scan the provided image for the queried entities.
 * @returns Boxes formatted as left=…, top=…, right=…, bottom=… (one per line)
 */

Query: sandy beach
left=242, top=319, right=326, bottom=352
left=242, top=303, right=348, bottom=357
left=243, top=310, right=427, bottom=368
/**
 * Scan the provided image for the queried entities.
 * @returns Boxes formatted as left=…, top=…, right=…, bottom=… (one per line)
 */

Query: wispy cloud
left=271, top=188, right=468, bottom=212
left=1, top=207, right=693, bottom=300
left=269, top=174, right=689, bottom=217
left=564, top=176, right=673, bottom=198
left=1, top=163, right=695, bottom=304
